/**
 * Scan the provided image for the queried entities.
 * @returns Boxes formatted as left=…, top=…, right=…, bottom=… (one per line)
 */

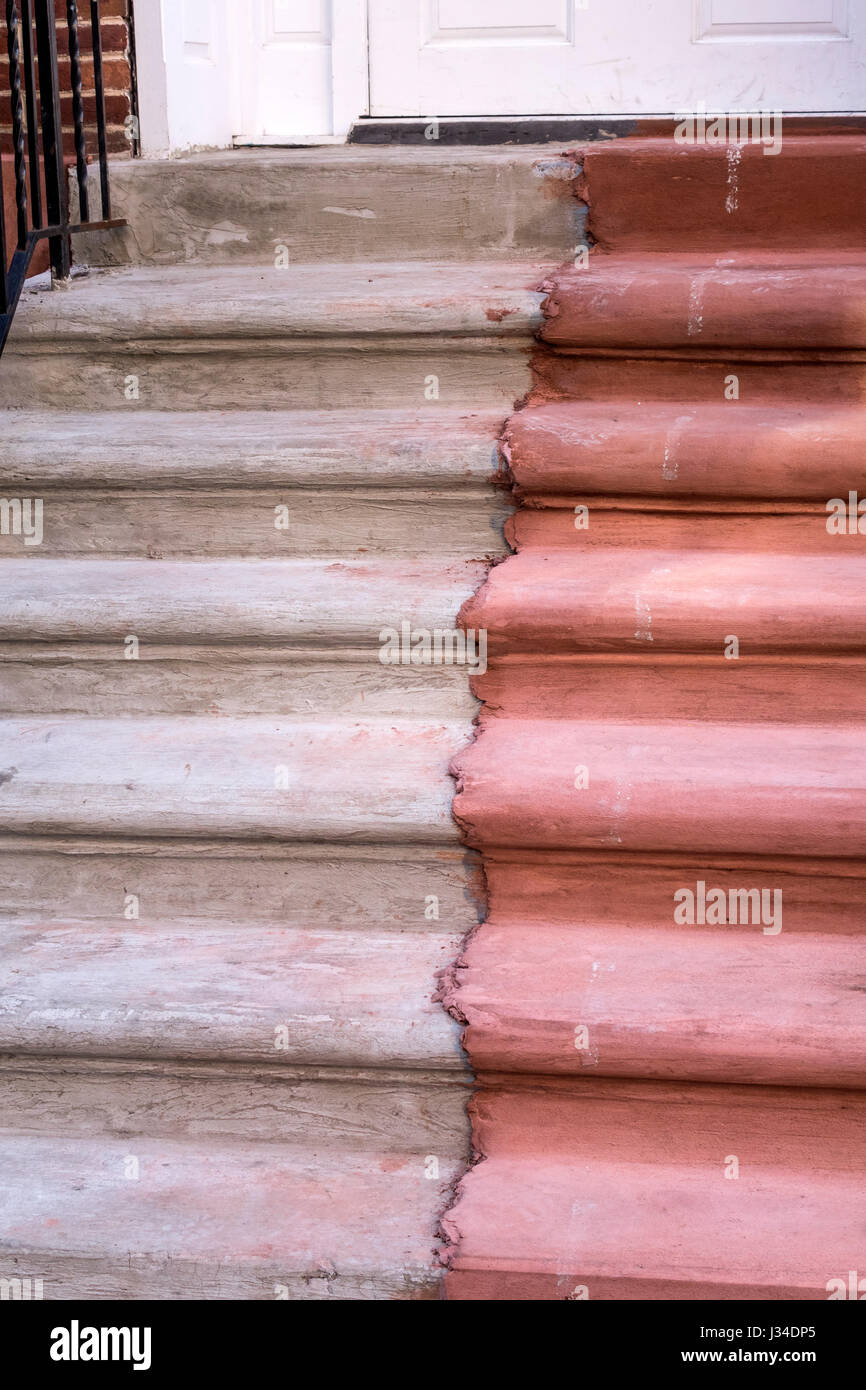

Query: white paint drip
left=726, top=144, right=743, bottom=214
left=687, top=276, right=705, bottom=337
left=662, top=413, right=696, bottom=480
left=323, top=206, right=377, bottom=219
left=635, top=594, right=653, bottom=641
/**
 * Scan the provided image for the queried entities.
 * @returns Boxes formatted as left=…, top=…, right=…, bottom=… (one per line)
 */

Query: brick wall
left=1, top=0, right=136, bottom=160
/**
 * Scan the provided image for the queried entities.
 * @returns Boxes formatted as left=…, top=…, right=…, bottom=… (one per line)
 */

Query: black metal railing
left=0, top=0, right=125, bottom=355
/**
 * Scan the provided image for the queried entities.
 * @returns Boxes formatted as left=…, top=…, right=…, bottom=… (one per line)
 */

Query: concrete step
left=0, top=716, right=466, bottom=843
left=0, top=918, right=462, bottom=1069
left=0, top=556, right=487, bottom=644
left=2, top=262, right=543, bottom=411
left=74, top=145, right=580, bottom=268
left=0, top=1054, right=468, bottom=1298
left=0, top=1124, right=461, bottom=1299
left=1, top=407, right=507, bottom=489
left=0, top=408, right=510, bottom=557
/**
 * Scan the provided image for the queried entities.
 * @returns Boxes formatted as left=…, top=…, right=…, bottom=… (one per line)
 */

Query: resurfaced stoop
left=0, top=148, right=573, bottom=1298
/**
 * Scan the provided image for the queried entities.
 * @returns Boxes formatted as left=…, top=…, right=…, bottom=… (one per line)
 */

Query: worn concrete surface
left=0, top=148, right=556, bottom=1297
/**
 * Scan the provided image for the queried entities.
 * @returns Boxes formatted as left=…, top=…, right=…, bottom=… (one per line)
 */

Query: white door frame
left=134, top=0, right=370, bottom=155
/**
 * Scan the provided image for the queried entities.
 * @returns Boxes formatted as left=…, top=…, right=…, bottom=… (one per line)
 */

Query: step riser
left=0, top=491, right=510, bottom=558
left=0, top=1061, right=470, bottom=1153
left=75, top=152, right=580, bottom=268
left=577, top=137, right=866, bottom=253
left=0, top=845, right=480, bottom=935
left=0, top=343, right=534, bottom=411
left=0, top=922, right=464, bottom=1068
left=0, top=658, right=481, bottom=719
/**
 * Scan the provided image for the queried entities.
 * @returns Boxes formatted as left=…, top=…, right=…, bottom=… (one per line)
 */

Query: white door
left=368, top=0, right=866, bottom=117
left=232, top=0, right=368, bottom=142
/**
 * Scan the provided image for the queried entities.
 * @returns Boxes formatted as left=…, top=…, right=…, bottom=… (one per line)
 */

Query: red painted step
left=443, top=133, right=866, bottom=1300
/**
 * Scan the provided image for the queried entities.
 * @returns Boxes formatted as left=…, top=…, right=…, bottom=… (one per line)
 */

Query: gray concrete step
left=74, top=145, right=580, bottom=268
left=3, top=261, right=543, bottom=410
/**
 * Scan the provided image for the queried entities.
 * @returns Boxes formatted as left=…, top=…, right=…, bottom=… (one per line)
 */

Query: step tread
left=452, top=716, right=866, bottom=858
left=0, top=555, right=486, bottom=641
left=0, top=919, right=462, bottom=1068
left=444, top=1081, right=866, bottom=1299
left=1, top=408, right=507, bottom=488
left=13, top=261, right=543, bottom=343
left=0, top=1130, right=458, bottom=1296
left=452, top=921, right=866, bottom=1087
left=542, top=252, right=866, bottom=350
left=465, top=544, right=866, bottom=653
left=505, top=400, right=866, bottom=500
left=0, top=716, right=467, bottom=842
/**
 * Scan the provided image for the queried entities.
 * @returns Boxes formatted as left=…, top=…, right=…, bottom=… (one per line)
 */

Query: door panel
left=369, top=0, right=866, bottom=116
left=236, top=0, right=333, bottom=139
left=233, top=0, right=368, bottom=142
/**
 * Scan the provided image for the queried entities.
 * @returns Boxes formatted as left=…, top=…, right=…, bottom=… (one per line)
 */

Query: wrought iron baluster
left=90, top=0, right=109, bottom=217
left=0, top=152, right=8, bottom=313
left=65, top=0, right=88, bottom=221
left=1, top=0, right=125, bottom=353
left=19, top=0, right=41, bottom=228
left=5, top=2, right=28, bottom=248
left=34, top=0, right=69, bottom=280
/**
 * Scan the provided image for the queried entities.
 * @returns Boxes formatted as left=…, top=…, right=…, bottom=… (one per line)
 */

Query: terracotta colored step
left=577, top=136, right=866, bottom=254
left=447, top=857, right=866, bottom=1090
left=461, top=545, right=866, bottom=655
left=541, top=253, right=866, bottom=351
left=505, top=401, right=866, bottom=501
left=443, top=1079, right=866, bottom=1300
left=450, top=921, right=866, bottom=1087
left=452, top=717, right=866, bottom=858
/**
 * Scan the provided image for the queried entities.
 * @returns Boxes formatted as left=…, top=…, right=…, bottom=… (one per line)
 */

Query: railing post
left=6, top=1, right=29, bottom=250
left=90, top=0, right=110, bottom=218
left=65, top=0, right=88, bottom=221
left=33, top=0, right=70, bottom=280
left=0, top=149, right=8, bottom=313
left=20, top=0, right=43, bottom=229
